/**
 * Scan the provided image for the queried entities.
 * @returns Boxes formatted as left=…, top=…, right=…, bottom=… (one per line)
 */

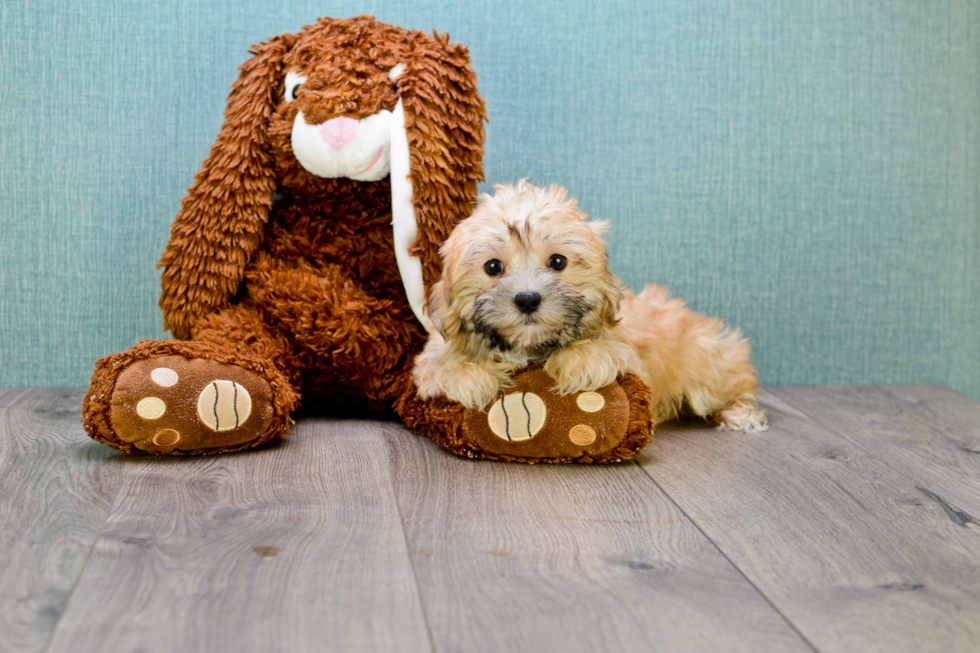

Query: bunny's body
left=83, top=17, right=484, bottom=454
left=238, top=180, right=425, bottom=409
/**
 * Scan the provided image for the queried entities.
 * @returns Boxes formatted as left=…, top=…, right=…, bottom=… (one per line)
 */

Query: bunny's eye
left=388, top=63, right=405, bottom=95
left=284, top=71, right=308, bottom=102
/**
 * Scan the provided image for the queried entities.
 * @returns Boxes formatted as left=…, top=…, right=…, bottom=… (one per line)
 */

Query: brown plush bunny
left=82, top=15, right=652, bottom=463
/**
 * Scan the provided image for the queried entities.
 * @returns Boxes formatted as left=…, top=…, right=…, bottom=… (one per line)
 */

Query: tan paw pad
left=197, top=380, right=252, bottom=432
left=152, top=429, right=181, bottom=447
left=487, top=392, right=547, bottom=441
left=135, top=397, right=166, bottom=420
left=576, top=392, right=605, bottom=412
left=568, top=424, right=597, bottom=446
left=150, top=367, right=179, bottom=387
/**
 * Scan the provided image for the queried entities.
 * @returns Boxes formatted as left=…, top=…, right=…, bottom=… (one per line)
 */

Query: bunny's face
left=284, top=66, right=399, bottom=181
left=273, top=27, right=410, bottom=184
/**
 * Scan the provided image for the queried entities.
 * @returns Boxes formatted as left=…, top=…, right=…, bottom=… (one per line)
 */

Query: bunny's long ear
left=388, top=33, right=487, bottom=331
left=158, top=33, right=298, bottom=339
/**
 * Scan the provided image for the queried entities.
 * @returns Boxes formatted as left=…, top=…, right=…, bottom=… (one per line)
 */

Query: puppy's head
left=430, top=180, right=620, bottom=352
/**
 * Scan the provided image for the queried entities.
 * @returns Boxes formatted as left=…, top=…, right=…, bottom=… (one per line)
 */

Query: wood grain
left=384, top=424, right=812, bottom=653
left=0, top=389, right=124, bottom=653
left=44, top=418, right=432, bottom=653
left=639, top=388, right=980, bottom=653
left=0, top=387, right=41, bottom=409
left=4, top=386, right=980, bottom=653
left=774, top=385, right=980, bottom=514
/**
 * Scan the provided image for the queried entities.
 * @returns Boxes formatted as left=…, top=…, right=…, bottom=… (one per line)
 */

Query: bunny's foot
left=84, top=340, right=297, bottom=455
left=398, top=366, right=653, bottom=464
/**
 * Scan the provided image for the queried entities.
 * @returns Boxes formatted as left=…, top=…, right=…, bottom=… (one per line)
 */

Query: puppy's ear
left=599, top=274, right=624, bottom=326
left=585, top=219, right=611, bottom=237
left=158, top=31, right=298, bottom=339
left=583, top=220, right=620, bottom=325
left=426, top=279, right=447, bottom=336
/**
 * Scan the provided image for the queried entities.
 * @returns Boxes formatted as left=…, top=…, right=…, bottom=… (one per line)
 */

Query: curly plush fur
left=84, top=16, right=486, bottom=453
left=158, top=18, right=486, bottom=341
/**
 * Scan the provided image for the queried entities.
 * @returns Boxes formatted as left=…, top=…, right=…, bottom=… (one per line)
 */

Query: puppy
left=413, top=181, right=767, bottom=432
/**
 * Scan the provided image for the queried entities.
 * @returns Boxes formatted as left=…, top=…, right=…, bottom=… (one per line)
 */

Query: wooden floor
left=1, top=386, right=979, bottom=653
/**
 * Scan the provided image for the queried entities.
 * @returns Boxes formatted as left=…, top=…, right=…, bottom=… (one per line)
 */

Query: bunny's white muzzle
left=291, top=110, right=393, bottom=182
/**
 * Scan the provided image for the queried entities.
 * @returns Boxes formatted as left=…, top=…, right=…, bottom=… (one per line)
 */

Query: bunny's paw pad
left=109, top=355, right=274, bottom=454
left=462, top=368, right=649, bottom=462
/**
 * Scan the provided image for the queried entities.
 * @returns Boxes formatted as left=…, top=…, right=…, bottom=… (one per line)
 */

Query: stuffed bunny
left=82, top=16, right=652, bottom=463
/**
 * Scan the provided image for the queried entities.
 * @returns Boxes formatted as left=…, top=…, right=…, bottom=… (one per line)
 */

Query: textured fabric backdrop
left=1, top=0, right=977, bottom=397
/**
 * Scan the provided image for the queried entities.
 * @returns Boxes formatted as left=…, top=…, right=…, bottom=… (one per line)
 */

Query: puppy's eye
left=284, top=71, right=308, bottom=102
left=484, top=259, right=504, bottom=276
left=547, top=254, right=567, bottom=271
left=393, top=81, right=400, bottom=93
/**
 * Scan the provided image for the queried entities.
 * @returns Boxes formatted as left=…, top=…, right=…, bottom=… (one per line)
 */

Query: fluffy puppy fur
left=414, top=181, right=768, bottom=432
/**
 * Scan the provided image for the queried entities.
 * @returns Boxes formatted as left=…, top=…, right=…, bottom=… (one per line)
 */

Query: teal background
left=1, top=0, right=977, bottom=397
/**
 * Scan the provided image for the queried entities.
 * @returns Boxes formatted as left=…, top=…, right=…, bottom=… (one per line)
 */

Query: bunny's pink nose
left=319, top=117, right=359, bottom=150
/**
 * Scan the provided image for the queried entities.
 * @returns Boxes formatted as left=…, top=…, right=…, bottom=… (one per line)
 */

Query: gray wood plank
left=0, top=389, right=125, bottom=653
left=882, top=385, right=980, bottom=449
left=638, top=388, right=980, bottom=653
left=0, top=388, right=25, bottom=408
left=774, top=385, right=980, bottom=516
left=0, top=387, right=44, bottom=409
left=385, top=424, right=813, bottom=653
left=0, top=388, right=92, bottom=411
left=45, top=419, right=433, bottom=653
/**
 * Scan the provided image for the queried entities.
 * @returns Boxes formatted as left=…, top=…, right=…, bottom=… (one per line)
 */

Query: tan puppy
left=414, top=181, right=767, bottom=431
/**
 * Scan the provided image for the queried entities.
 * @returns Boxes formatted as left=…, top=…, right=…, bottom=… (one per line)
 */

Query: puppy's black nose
left=514, top=291, right=542, bottom=314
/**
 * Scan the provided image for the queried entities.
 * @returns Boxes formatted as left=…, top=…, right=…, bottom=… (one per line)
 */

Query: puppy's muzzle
left=514, top=291, right=542, bottom=314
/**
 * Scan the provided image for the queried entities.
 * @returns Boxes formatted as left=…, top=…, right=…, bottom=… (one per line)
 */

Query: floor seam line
left=40, top=453, right=128, bottom=653
left=633, top=459, right=823, bottom=653
left=385, top=424, right=439, bottom=653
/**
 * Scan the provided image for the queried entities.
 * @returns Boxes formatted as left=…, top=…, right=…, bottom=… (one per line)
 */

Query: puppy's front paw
left=416, top=361, right=508, bottom=411
left=443, top=365, right=509, bottom=410
left=544, top=338, right=633, bottom=395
